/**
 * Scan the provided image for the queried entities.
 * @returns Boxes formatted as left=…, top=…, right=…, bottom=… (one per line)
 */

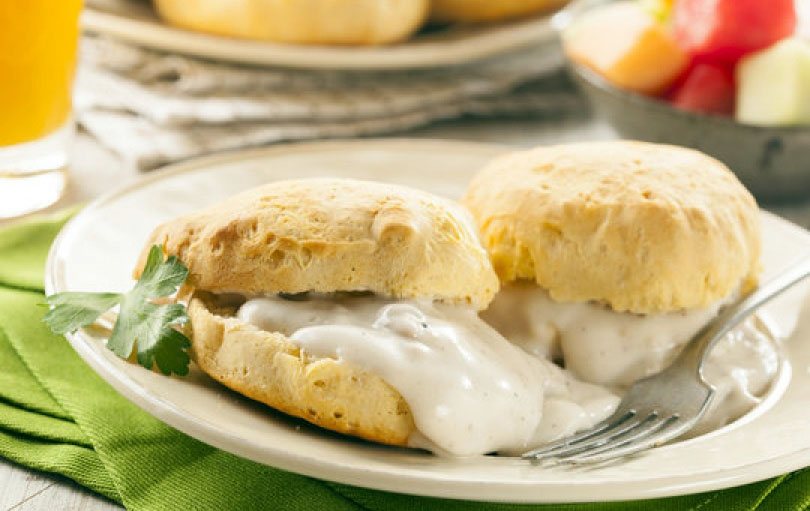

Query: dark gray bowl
left=569, top=63, right=810, bottom=202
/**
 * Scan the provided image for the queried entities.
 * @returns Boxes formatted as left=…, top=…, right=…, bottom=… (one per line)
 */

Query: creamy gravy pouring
left=483, top=284, right=779, bottom=433
left=482, top=283, right=731, bottom=387
left=237, top=294, right=618, bottom=456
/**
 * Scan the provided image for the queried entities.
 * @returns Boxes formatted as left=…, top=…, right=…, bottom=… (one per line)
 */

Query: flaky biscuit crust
left=188, top=292, right=416, bottom=445
left=463, top=141, right=761, bottom=313
left=135, top=178, right=498, bottom=310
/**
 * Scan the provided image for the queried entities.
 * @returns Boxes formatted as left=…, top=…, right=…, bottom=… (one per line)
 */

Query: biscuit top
left=135, top=178, right=499, bottom=309
left=462, top=141, right=761, bottom=314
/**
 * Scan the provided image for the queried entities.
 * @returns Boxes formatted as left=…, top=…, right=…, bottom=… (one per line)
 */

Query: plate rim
left=81, top=7, right=556, bottom=70
left=45, top=138, right=810, bottom=503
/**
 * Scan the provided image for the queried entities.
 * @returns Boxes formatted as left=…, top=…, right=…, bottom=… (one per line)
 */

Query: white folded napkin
left=75, top=36, right=586, bottom=170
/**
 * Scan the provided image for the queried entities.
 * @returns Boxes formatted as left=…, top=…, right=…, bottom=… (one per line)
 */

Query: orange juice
left=0, top=1, right=82, bottom=147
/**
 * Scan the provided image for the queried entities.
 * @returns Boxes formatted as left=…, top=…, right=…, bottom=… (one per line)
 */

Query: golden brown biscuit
left=134, top=178, right=499, bottom=445
left=463, top=141, right=760, bottom=314
left=153, top=0, right=430, bottom=45
left=430, top=0, right=568, bottom=22
left=136, top=178, right=498, bottom=309
left=188, top=292, right=415, bottom=445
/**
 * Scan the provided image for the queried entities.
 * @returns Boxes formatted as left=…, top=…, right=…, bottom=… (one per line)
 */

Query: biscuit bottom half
left=187, top=290, right=620, bottom=456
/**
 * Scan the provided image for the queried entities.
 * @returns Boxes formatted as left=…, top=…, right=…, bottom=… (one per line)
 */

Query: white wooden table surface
left=3, top=117, right=810, bottom=510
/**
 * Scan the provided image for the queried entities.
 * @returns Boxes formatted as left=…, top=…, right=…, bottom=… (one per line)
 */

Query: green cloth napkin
left=1, top=210, right=809, bottom=511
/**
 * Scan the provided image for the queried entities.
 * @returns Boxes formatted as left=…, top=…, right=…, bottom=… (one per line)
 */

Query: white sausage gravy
left=483, top=283, right=779, bottom=435
left=237, top=287, right=778, bottom=456
left=238, top=293, right=618, bottom=456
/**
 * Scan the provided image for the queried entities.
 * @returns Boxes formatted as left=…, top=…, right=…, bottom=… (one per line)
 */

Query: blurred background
left=3, top=0, right=810, bottom=220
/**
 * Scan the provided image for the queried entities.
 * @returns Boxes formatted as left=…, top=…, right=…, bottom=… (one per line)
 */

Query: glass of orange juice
left=0, top=1, right=82, bottom=218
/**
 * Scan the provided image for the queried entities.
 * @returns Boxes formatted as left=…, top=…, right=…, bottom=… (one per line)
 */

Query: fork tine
left=534, top=412, right=660, bottom=461
left=559, top=415, right=682, bottom=465
left=524, top=411, right=645, bottom=460
left=522, top=410, right=636, bottom=460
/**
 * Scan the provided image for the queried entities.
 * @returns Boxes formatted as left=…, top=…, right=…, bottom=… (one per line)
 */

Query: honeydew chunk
left=639, top=0, right=673, bottom=23
left=736, top=38, right=810, bottom=126
left=564, top=1, right=688, bottom=95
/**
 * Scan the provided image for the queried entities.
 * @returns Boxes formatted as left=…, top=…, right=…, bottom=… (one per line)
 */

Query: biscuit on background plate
left=153, top=0, right=430, bottom=45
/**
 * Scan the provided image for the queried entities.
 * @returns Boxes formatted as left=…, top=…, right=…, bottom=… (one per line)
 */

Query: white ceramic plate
left=82, top=1, right=557, bottom=70
left=46, top=139, right=810, bottom=503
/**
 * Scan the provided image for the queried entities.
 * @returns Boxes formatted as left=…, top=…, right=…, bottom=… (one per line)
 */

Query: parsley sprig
left=44, top=245, right=192, bottom=376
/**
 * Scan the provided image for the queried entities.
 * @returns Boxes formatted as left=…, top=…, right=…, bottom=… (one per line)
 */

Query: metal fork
left=523, top=255, right=810, bottom=465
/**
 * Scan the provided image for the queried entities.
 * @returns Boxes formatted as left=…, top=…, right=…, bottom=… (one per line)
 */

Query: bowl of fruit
left=560, top=0, right=810, bottom=201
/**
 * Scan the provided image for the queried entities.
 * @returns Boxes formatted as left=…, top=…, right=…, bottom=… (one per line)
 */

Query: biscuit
left=133, top=178, right=499, bottom=444
left=136, top=178, right=498, bottom=309
left=154, top=0, right=429, bottom=45
left=188, top=291, right=416, bottom=445
left=462, top=141, right=760, bottom=313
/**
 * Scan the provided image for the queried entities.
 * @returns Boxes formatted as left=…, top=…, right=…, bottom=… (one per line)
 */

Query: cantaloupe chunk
left=565, top=1, right=688, bottom=95
left=736, top=38, right=810, bottom=126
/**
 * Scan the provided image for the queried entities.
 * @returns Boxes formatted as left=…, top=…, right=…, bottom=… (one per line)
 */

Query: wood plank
left=11, top=482, right=121, bottom=511
left=0, top=459, right=121, bottom=511
left=0, top=460, right=55, bottom=511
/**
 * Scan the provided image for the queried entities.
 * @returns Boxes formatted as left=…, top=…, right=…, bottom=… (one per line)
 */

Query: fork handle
left=676, top=254, right=810, bottom=376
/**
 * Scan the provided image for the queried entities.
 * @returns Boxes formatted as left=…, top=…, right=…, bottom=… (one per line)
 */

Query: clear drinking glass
left=0, top=1, right=82, bottom=218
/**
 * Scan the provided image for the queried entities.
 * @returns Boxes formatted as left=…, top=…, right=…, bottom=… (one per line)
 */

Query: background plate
left=83, top=0, right=557, bottom=70
left=46, top=139, right=810, bottom=503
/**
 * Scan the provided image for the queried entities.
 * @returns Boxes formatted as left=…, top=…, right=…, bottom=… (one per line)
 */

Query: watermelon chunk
left=668, top=62, right=735, bottom=116
left=737, top=38, right=810, bottom=126
left=672, top=0, right=797, bottom=62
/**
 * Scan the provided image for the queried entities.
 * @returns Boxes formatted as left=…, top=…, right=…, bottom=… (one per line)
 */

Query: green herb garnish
left=44, top=245, right=191, bottom=376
